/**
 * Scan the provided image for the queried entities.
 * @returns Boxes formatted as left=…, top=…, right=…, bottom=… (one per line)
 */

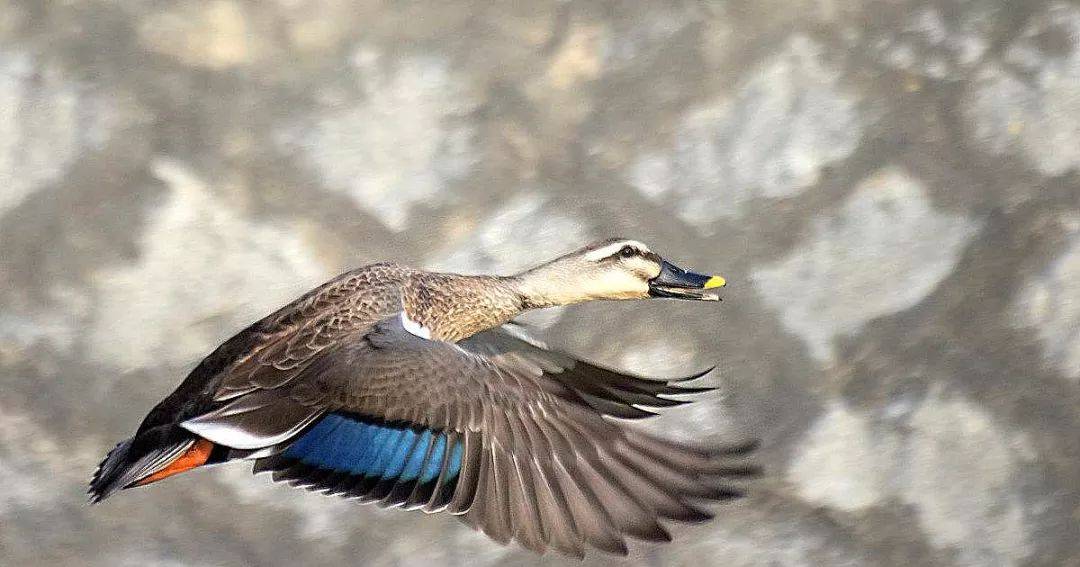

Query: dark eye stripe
left=587, top=242, right=652, bottom=262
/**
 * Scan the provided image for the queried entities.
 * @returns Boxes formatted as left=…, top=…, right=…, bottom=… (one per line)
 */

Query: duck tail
left=88, top=427, right=218, bottom=503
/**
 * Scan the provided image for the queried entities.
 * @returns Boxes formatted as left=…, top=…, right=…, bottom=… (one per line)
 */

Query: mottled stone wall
left=1, top=1, right=1077, bottom=566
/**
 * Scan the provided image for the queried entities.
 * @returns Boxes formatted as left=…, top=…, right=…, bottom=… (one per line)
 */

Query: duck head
left=513, top=238, right=726, bottom=307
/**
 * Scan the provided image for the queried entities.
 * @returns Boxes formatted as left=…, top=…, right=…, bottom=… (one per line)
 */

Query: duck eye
left=619, top=245, right=637, bottom=259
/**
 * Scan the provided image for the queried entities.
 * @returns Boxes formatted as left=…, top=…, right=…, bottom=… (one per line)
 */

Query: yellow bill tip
left=704, top=275, right=727, bottom=289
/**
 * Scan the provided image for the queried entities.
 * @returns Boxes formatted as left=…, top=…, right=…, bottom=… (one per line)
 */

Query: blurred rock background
left=1, top=1, right=1078, bottom=565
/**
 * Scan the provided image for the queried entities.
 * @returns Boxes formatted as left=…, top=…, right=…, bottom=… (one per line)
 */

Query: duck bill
left=648, top=260, right=726, bottom=301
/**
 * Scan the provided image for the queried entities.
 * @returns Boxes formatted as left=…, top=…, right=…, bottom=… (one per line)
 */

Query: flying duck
left=89, top=238, right=757, bottom=557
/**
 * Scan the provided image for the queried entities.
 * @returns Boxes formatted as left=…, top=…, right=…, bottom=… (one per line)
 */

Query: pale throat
left=509, top=264, right=591, bottom=310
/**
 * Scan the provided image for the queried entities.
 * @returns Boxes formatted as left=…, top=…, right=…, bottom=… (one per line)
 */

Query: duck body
left=93, top=262, right=413, bottom=492
left=90, top=240, right=754, bottom=557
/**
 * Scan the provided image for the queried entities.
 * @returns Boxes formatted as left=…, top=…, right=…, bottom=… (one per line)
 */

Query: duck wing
left=460, top=323, right=717, bottom=420
left=190, top=315, right=756, bottom=557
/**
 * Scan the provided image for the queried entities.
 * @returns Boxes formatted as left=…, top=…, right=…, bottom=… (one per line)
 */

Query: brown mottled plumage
left=89, top=239, right=755, bottom=558
left=402, top=273, right=524, bottom=342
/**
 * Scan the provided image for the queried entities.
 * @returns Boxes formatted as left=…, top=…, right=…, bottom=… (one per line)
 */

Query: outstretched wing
left=211, top=316, right=757, bottom=557
left=461, top=323, right=716, bottom=420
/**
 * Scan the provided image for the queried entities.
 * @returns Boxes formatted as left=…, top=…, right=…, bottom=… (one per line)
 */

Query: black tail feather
left=88, top=438, right=136, bottom=503
left=88, top=428, right=195, bottom=503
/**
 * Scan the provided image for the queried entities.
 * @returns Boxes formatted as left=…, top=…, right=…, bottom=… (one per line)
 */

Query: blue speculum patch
left=283, top=413, right=462, bottom=485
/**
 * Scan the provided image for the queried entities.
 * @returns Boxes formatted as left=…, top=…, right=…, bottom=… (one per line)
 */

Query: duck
left=89, top=238, right=758, bottom=557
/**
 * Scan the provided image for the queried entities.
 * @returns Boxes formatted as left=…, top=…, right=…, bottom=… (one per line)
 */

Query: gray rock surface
left=0, top=1, right=1077, bottom=566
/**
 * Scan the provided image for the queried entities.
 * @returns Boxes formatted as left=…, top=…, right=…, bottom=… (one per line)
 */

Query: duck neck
left=510, top=262, right=589, bottom=310
left=401, top=273, right=528, bottom=342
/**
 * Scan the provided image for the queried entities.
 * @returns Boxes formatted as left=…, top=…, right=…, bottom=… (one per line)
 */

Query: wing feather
left=422, top=429, right=464, bottom=513
left=459, top=326, right=716, bottom=420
